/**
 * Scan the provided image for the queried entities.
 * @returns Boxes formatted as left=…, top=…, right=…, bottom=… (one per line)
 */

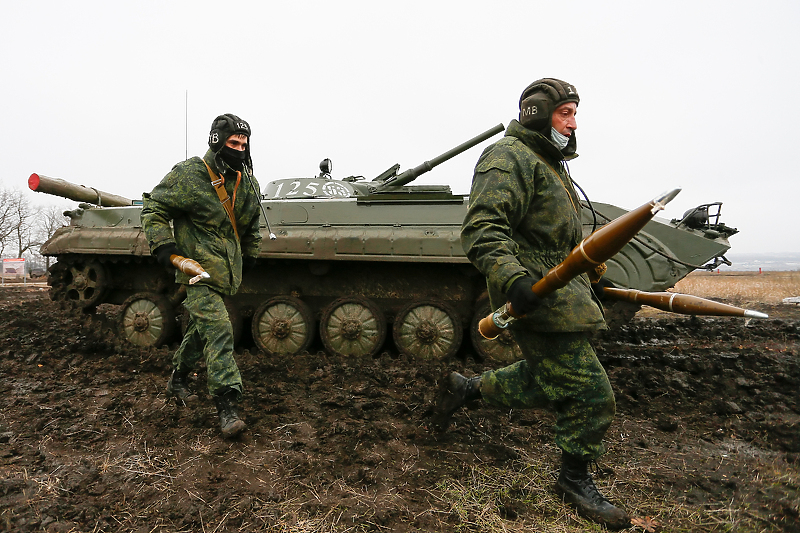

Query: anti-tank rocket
left=478, top=188, right=682, bottom=339
left=602, top=287, right=768, bottom=319
left=169, top=254, right=210, bottom=285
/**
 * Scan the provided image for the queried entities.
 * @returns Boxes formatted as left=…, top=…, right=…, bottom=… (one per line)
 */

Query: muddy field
left=0, top=276, right=798, bottom=532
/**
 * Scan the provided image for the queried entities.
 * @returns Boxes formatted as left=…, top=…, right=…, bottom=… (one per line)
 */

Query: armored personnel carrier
left=33, top=124, right=737, bottom=362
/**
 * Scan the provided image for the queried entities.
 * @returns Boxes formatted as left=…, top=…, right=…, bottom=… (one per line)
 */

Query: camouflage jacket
left=461, top=120, right=605, bottom=332
left=141, top=149, right=262, bottom=296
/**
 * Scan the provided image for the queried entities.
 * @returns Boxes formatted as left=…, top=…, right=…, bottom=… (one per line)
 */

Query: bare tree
left=0, top=186, right=15, bottom=257
left=1, top=183, right=70, bottom=274
left=34, top=204, right=70, bottom=269
left=0, top=185, right=50, bottom=257
left=8, top=191, right=41, bottom=258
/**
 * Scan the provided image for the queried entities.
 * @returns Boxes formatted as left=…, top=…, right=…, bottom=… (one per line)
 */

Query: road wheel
left=251, top=296, right=314, bottom=356
left=393, top=299, right=462, bottom=359
left=119, top=292, right=176, bottom=347
left=50, top=260, right=108, bottom=308
left=320, top=297, right=386, bottom=357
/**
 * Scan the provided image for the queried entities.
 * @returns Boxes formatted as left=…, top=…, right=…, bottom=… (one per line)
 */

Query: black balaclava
left=208, top=114, right=252, bottom=174
left=518, top=78, right=579, bottom=156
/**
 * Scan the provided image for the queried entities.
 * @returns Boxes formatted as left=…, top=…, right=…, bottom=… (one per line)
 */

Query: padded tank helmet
left=519, top=78, right=579, bottom=155
left=208, top=113, right=253, bottom=172
left=518, top=78, right=579, bottom=131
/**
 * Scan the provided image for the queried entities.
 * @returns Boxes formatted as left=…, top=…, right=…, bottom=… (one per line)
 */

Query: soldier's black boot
left=434, top=372, right=482, bottom=431
left=213, top=388, right=246, bottom=438
left=556, top=453, right=631, bottom=530
left=166, top=368, right=198, bottom=404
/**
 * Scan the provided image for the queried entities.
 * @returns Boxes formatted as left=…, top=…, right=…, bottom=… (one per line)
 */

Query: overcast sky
left=3, top=1, right=798, bottom=257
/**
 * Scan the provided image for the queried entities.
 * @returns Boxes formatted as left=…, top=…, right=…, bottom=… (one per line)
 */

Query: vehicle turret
left=263, top=123, right=504, bottom=201
left=369, top=123, right=505, bottom=190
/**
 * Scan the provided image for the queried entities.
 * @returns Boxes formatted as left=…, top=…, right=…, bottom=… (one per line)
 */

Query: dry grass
left=673, top=270, right=800, bottom=304
left=432, top=457, right=601, bottom=532
left=427, top=450, right=793, bottom=533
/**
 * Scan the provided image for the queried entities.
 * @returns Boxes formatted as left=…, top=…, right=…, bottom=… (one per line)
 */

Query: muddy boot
left=556, top=453, right=631, bottom=530
left=166, top=368, right=198, bottom=404
left=434, top=372, right=482, bottom=432
left=213, top=388, right=246, bottom=438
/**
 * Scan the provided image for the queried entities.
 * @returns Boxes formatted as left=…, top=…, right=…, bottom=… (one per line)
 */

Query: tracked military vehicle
left=33, top=124, right=737, bottom=362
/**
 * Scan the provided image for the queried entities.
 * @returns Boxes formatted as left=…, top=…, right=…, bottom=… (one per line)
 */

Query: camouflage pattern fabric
left=479, top=330, right=615, bottom=459
left=461, top=120, right=605, bottom=332
left=141, top=149, right=262, bottom=296
left=174, top=284, right=243, bottom=398
left=461, top=119, right=614, bottom=460
left=142, top=148, right=261, bottom=399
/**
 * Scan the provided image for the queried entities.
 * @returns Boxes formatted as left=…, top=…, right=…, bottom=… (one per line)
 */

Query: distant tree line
left=0, top=183, right=69, bottom=275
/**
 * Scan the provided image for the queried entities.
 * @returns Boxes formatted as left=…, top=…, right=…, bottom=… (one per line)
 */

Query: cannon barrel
left=28, top=173, right=133, bottom=207
left=376, top=123, right=505, bottom=189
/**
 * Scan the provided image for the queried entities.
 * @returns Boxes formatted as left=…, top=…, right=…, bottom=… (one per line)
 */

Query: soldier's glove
left=242, top=256, right=257, bottom=275
left=591, top=277, right=615, bottom=300
left=506, top=276, right=542, bottom=315
left=153, top=243, right=182, bottom=269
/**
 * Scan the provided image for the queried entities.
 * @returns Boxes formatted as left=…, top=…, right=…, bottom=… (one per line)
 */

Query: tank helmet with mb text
left=208, top=113, right=252, bottom=172
left=518, top=78, right=579, bottom=133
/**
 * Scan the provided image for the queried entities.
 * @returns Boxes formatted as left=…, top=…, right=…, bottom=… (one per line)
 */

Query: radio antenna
left=247, top=176, right=277, bottom=240
left=184, top=90, right=188, bottom=161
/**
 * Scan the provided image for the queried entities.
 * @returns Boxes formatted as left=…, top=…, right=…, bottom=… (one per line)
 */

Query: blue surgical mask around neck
left=551, top=127, right=570, bottom=150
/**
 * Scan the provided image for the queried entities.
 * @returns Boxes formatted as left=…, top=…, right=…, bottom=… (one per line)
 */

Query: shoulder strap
left=203, top=160, right=240, bottom=241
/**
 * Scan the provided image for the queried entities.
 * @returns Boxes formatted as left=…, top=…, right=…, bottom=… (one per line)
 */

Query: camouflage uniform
left=461, top=120, right=614, bottom=459
left=141, top=149, right=262, bottom=397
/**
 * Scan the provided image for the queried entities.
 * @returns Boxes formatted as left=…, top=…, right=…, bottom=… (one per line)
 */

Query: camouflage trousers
left=479, top=330, right=615, bottom=460
left=173, top=285, right=243, bottom=399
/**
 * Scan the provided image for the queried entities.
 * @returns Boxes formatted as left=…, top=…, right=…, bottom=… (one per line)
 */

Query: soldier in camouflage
left=141, top=114, right=262, bottom=439
left=436, top=79, right=631, bottom=529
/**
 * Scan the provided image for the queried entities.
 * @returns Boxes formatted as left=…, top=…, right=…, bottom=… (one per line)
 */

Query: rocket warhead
left=651, top=188, right=681, bottom=214
left=188, top=271, right=211, bottom=285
